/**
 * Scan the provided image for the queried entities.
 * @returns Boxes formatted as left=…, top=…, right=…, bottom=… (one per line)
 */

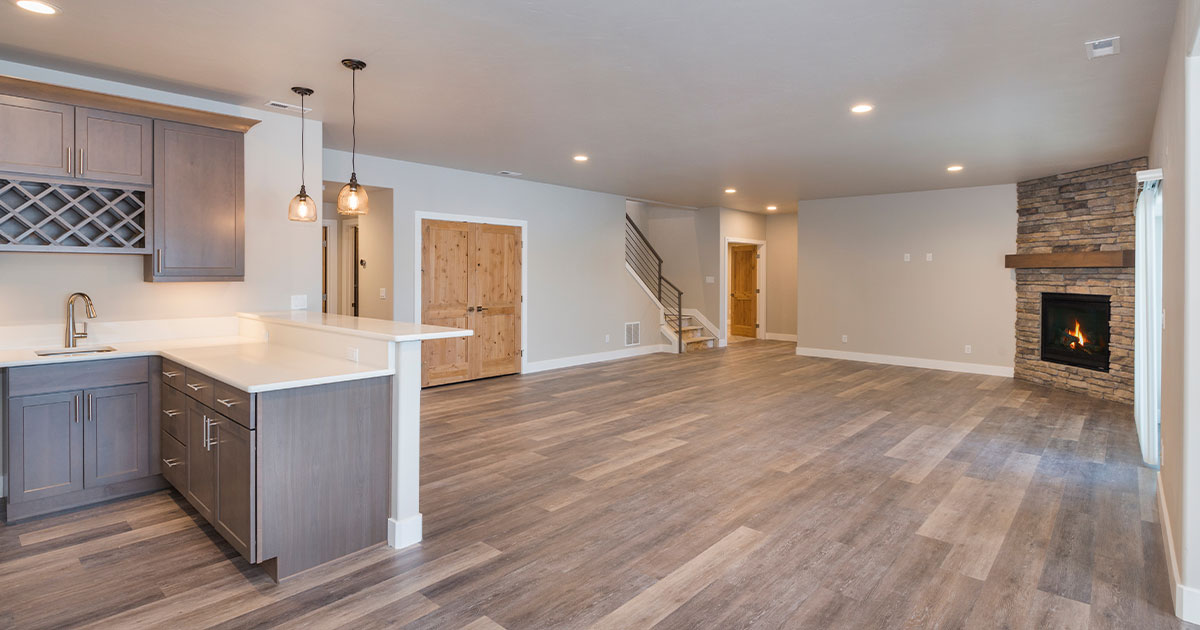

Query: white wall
left=1150, top=0, right=1200, bottom=619
left=766, top=213, right=798, bottom=339
left=323, top=150, right=663, bottom=364
left=795, top=184, right=1017, bottom=371
left=0, top=60, right=323, bottom=324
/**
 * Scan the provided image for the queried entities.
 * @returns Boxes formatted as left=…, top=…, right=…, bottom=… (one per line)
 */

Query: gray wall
left=795, top=184, right=1017, bottom=369
left=765, top=213, right=798, bottom=338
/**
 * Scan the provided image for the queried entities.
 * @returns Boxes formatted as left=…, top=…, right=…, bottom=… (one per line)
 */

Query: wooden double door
left=422, top=219, right=523, bottom=387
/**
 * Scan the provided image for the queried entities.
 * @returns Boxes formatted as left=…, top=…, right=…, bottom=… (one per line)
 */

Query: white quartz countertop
left=239, top=312, right=473, bottom=342
left=160, top=343, right=394, bottom=392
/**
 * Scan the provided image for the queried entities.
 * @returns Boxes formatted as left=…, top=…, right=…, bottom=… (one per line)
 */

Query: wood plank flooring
left=0, top=340, right=1191, bottom=629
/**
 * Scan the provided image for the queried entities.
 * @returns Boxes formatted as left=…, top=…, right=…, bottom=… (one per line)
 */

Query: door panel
left=185, top=400, right=216, bottom=521
left=0, top=95, right=73, bottom=178
left=7, top=391, right=82, bottom=502
left=730, top=244, right=757, bottom=338
left=422, top=220, right=474, bottom=386
left=213, top=415, right=255, bottom=561
left=476, top=224, right=522, bottom=378
left=84, top=383, right=150, bottom=488
left=76, top=108, right=153, bottom=185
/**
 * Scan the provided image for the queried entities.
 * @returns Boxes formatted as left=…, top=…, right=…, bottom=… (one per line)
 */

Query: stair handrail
left=626, top=214, right=684, bottom=353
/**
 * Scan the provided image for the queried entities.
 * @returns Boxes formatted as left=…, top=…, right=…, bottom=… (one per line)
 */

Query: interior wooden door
left=729, top=244, right=758, bottom=338
left=422, top=219, right=522, bottom=386
left=475, top=223, right=523, bottom=378
left=422, top=219, right=474, bottom=386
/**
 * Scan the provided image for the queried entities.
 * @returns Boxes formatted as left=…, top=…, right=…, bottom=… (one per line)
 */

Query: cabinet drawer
left=160, top=430, right=186, bottom=491
left=161, top=385, right=187, bottom=443
left=160, top=359, right=185, bottom=391
left=8, top=357, right=148, bottom=397
left=212, top=380, right=253, bottom=429
left=181, top=368, right=214, bottom=407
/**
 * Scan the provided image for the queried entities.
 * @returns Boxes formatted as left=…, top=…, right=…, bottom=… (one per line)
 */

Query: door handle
left=477, top=306, right=488, bottom=312
left=467, top=306, right=475, bottom=313
left=216, top=398, right=239, bottom=408
left=162, top=370, right=181, bottom=378
left=66, top=146, right=73, bottom=175
left=187, top=383, right=208, bottom=392
left=86, top=393, right=93, bottom=422
left=73, top=394, right=80, bottom=423
left=162, top=458, right=183, bottom=468
left=79, top=148, right=85, bottom=176
left=162, top=409, right=182, bottom=418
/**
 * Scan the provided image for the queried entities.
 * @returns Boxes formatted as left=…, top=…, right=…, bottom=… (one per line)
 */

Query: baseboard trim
left=524, top=344, right=670, bottom=374
left=388, top=513, right=423, bottom=549
left=765, top=333, right=798, bottom=342
left=794, top=347, right=1014, bottom=377
left=1157, top=471, right=1200, bottom=623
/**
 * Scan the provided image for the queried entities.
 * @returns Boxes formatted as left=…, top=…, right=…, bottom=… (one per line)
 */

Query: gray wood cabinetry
left=6, top=391, right=83, bottom=502
left=75, top=107, right=153, bottom=185
left=184, top=398, right=217, bottom=522
left=3, top=358, right=163, bottom=522
left=147, top=120, right=244, bottom=282
left=214, top=416, right=255, bottom=559
left=0, top=94, right=73, bottom=178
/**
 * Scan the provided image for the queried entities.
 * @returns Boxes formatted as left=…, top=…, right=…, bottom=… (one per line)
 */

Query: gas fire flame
left=1067, top=320, right=1087, bottom=350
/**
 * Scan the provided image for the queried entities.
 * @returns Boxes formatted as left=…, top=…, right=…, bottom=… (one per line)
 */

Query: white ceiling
left=0, top=0, right=1178, bottom=212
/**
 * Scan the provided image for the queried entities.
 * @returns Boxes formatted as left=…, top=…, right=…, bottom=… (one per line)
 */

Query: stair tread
left=685, top=335, right=716, bottom=343
left=678, top=325, right=703, bottom=331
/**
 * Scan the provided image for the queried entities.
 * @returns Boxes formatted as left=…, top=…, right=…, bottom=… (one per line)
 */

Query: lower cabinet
left=184, top=399, right=217, bottom=521
left=3, top=358, right=159, bottom=522
left=214, top=416, right=254, bottom=559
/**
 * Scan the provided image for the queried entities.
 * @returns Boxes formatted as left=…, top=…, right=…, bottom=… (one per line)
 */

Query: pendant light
left=337, top=59, right=369, bottom=216
left=287, top=86, right=318, bottom=222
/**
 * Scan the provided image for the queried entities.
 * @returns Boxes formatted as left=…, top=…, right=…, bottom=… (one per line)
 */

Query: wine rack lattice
left=0, top=178, right=149, bottom=253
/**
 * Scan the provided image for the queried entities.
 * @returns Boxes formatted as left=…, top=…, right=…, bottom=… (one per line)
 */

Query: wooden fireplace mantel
left=1004, top=250, right=1134, bottom=269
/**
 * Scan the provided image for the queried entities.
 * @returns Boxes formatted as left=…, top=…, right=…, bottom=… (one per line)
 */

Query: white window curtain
left=1134, top=178, right=1163, bottom=467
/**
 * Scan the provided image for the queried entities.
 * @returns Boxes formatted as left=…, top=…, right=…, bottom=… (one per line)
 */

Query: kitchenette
left=0, top=71, right=471, bottom=582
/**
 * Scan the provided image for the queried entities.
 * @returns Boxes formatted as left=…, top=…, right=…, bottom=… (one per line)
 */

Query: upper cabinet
left=0, top=94, right=74, bottom=178
left=147, top=121, right=244, bottom=281
left=0, top=75, right=257, bottom=281
left=75, top=107, right=153, bottom=185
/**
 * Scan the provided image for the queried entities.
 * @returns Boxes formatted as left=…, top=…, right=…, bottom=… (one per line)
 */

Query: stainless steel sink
left=34, top=345, right=118, bottom=357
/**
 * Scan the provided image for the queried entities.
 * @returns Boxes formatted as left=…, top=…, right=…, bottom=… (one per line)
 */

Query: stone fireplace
left=1011, top=158, right=1142, bottom=404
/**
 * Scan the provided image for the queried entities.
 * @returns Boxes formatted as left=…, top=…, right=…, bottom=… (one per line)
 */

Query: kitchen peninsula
left=0, top=311, right=470, bottom=581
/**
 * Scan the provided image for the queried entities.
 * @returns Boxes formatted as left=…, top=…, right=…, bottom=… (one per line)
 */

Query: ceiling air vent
left=265, top=100, right=312, bottom=113
left=497, top=171, right=523, bottom=177
left=1085, top=36, right=1120, bottom=60
left=625, top=322, right=640, bottom=347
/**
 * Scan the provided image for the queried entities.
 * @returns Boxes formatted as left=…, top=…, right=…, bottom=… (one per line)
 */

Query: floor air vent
left=625, top=322, right=640, bottom=346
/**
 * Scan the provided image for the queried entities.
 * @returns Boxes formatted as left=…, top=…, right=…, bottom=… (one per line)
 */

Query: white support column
left=388, top=339, right=423, bottom=548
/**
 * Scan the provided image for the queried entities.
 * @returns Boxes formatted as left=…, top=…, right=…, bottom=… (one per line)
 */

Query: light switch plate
left=346, top=347, right=359, bottom=362
left=705, top=276, right=715, bottom=284
left=926, top=253, right=934, bottom=262
left=290, top=294, right=308, bottom=310
left=842, top=335, right=849, bottom=344
left=964, top=344, right=972, bottom=354
left=379, top=288, right=387, bottom=300
left=904, top=253, right=911, bottom=262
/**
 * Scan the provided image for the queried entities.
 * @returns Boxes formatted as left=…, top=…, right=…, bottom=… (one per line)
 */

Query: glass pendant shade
left=288, top=185, right=317, bottom=222
left=336, top=174, right=369, bottom=215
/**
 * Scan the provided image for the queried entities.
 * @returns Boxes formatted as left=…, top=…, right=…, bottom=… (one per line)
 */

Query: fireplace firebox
left=1040, top=292, right=1111, bottom=372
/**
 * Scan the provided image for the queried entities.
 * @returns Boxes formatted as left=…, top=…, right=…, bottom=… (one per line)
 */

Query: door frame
left=322, top=219, right=339, bottom=314
left=413, top=211, right=529, bottom=374
left=340, top=218, right=359, bottom=316
left=720, top=237, right=766, bottom=345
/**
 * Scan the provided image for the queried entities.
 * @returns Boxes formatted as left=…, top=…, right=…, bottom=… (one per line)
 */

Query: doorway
left=322, top=182, right=394, bottom=319
left=722, top=238, right=766, bottom=343
left=418, top=217, right=525, bottom=387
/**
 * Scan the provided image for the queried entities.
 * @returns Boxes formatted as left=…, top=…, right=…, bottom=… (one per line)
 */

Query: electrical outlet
left=842, top=335, right=849, bottom=344
left=290, top=294, right=308, bottom=310
left=379, top=288, right=386, bottom=300
left=926, top=253, right=934, bottom=262
left=904, top=253, right=911, bottom=262
left=605, top=334, right=611, bottom=343
left=964, top=344, right=972, bottom=354
left=345, top=347, right=359, bottom=362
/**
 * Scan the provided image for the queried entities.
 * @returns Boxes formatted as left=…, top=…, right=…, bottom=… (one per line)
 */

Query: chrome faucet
left=65, top=292, right=97, bottom=348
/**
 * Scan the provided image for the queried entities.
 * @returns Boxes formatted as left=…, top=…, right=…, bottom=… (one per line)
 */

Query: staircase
left=624, top=215, right=717, bottom=352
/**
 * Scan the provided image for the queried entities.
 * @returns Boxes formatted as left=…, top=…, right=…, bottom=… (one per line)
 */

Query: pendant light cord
left=300, top=92, right=306, bottom=187
left=351, top=68, right=357, bottom=174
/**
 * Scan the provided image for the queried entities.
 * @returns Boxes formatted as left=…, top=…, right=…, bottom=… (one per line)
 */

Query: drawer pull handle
left=217, top=398, right=239, bottom=408
left=162, top=409, right=182, bottom=417
left=162, top=370, right=181, bottom=378
left=186, top=383, right=208, bottom=391
left=162, top=458, right=183, bottom=468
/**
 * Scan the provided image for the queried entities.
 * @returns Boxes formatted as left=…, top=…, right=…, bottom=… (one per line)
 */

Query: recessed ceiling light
left=724, top=188, right=737, bottom=194
left=15, top=0, right=58, bottom=13
left=850, top=103, right=874, bottom=114
left=573, top=155, right=588, bottom=162
left=947, top=165, right=964, bottom=173
left=766, top=205, right=777, bottom=211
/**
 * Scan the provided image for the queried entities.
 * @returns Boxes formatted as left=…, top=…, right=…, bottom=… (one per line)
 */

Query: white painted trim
left=1137, top=168, right=1164, bottom=183
left=388, top=513, right=423, bottom=549
left=721, top=237, right=767, bottom=344
left=413, top=212, right=529, bottom=374
left=524, top=344, right=669, bottom=373
left=794, top=346, right=1014, bottom=377
left=765, top=332, right=798, bottom=342
left=1157, top=471, right=1200, bottom=623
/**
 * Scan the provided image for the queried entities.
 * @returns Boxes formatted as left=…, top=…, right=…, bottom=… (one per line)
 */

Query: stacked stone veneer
left=1013, top=157, right=1144, bottom=404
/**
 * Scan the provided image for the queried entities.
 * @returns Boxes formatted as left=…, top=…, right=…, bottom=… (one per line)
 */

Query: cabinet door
left=83, top=383, right=150, bottom=488
left=185, top=400, right=217, bottom=521
left=0, top=95, right=74, bottom=178
left=75, top=108, right=152, bottom=185
left=149, top=120, right=244, bottom=281
left=7, top=391, right=83, bottom=503
left=213, top=415, right=255, bottom=561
